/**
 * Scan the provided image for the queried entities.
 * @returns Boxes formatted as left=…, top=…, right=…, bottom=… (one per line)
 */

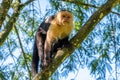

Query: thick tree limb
left=0, top=0, right=35, bottom=46
left=0, top=0, right=13, bottom=28
left=0, top=3, right=22, bottom=46
left=33, top=0, right=120, bottom=80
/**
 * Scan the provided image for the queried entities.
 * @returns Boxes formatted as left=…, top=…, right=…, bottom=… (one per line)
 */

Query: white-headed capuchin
left=32, top=10, right=73, bottom=76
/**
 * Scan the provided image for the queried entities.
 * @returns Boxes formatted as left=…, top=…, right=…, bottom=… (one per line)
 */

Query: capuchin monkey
left=32, top=10, right=73, bottom=76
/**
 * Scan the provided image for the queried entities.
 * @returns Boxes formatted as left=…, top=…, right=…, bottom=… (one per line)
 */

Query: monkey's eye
left=67, top=16, right=70, bottom=18
left=62, top=15, right=65, bottom=18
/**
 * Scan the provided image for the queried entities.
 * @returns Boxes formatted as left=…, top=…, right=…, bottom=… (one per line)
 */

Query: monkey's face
left=56, top=11, right=73, bottom=25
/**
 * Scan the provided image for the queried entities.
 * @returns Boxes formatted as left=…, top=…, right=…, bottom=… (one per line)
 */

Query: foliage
left=0, top=0, right=120, bottom=80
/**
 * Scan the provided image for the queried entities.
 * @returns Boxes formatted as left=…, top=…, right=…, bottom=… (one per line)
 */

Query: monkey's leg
left=32, top=40, right=39, bottom=76
left=62, top=37, right=73, bottom=50
left=52, top=37, right=69, bottom=51
left=44, top=39, right=53, bottom=67
left=61, top=37, right=69, bottom=45
left=50, top=40, right=63, bottom=58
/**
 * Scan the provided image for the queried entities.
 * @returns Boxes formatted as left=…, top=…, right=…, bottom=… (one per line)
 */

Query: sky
left=66, top=68, right=95, bottom=80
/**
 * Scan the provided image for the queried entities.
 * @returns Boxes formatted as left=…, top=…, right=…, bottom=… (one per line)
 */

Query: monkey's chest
left=48, top=25, right=72, bottom=40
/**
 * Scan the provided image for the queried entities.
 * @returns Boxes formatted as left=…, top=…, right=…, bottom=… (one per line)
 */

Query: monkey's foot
left=43, top=58, right=52, bottom=67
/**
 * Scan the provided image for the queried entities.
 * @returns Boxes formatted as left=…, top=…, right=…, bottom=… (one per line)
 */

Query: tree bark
left=0, top=0, right=13, bottom=27
left=0, top=0, right=35, bottom=46
left=33, top=0, right=120, bottom=80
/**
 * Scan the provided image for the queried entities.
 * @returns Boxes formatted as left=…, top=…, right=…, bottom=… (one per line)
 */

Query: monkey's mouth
left=63, top=20, right=69, bottom=23
left=62, top=20, right=69, bottom=25
left=64, top=21, right=69, bottom=23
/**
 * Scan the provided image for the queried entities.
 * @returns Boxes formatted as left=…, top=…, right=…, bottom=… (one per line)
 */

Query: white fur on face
left=56, top=11, right=73, bottom=26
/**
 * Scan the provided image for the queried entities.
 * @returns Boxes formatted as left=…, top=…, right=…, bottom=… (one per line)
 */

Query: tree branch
left=0, top=0, right=35, bottom=46
left=62, top=0, right=120, bottom=16
left=21, top=0, right=35, bottom=7
left=14, top=26, right=32, bottom=79
left=0, top=0, right=13, bottom=28
left=62, top=0, right=98, bottom=8
left=0, top=3, right=22, bottom=46
left=33, top=0, right=120, bottom=80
